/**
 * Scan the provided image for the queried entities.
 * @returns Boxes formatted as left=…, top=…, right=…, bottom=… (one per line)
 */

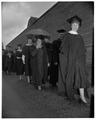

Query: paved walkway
left=2, top=74, right=90, bottom=118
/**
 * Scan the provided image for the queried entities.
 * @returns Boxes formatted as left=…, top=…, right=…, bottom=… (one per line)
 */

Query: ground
left=2, top=73, right=91, bottom=118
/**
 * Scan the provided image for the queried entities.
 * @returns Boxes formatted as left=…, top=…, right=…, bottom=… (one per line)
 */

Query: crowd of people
left=2, top=15, right=91, bottom=105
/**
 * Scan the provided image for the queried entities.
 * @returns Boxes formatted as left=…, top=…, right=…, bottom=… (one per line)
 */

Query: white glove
left=22, top=55, right=25, bottom=64
left=48, top=63, right=50, bottom=67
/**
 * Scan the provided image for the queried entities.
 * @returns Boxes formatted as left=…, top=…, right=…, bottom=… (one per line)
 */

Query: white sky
left=2, top=2, right=56, bottom=48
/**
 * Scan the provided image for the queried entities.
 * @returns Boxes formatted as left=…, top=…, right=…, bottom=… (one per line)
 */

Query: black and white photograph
left=2, top=0, right=94, bottom=118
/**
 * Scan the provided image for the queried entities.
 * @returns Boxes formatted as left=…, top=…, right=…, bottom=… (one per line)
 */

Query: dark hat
left=17, top=44, right=22, bottom=47
left=26, top=34, right=33, bottom=39
left=67, top=15, right=82, bottom=26
left=57, top=29, right=66, bottom=33
left=8, top=45, right=11, bottom=48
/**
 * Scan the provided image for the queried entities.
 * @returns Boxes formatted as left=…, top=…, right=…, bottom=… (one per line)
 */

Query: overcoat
left=15, top=50, right=24, bottom=75
left=22, top=45, right=32, bottom=76
left=5, top=51, right=13, bottom=73
left=30, top=45, right=48, bottom=86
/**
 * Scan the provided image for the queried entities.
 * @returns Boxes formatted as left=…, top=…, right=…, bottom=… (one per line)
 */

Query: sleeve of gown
left=78, top=36, right=86, bottom=59
left=60, top=34, right=69, bottom=57
left=77, top=36, right=86, bottom=67
left=43, top=46, right=48, bottom=64
left=15, top=52, right=18, bottom=57
left=22, top=46, right=26, bottom=55
left=31, top=48, right=38, bottom=56
left=37, top=49, right=43, bottom=75
left=37, top=49, right=42, bottom=64
left=53, top=40, right=60, bottom=54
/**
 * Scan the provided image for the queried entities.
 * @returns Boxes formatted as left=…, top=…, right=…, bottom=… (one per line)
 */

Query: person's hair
left=27, top=38, right=32, bottom=42
left=17, top=44, right=22, bottom=48
left=71, top=20, right=81, bottom=27
left=26, top=34, right=33, bottom=39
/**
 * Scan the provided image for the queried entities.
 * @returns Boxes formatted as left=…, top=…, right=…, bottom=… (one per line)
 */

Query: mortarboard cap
left=57, top=29, right=66, bottom=33
left=17, top=44, right=22, bottom=47
left=67, top=15, right=82, bottom=26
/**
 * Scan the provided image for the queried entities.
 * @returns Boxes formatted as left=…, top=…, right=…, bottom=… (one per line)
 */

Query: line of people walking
left=2, top=15, right=91, bottom=105
left=2, top=32, right=61, bottom=90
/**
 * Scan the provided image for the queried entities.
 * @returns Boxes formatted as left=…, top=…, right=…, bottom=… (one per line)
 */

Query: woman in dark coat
left=2, top=50, right=8, bottom=74
left=2, top=49, right=6, bottom=72
left=58, top=15, right=90, bottom=104
left=12, top=49, right=17, bottom=73
left=15, top=44, right=24, bottom=80
left=30, top=44, right=38, bottom=86
left=30, top=36, right=48, bottom=90
left=22, top=38, right=33, bottom=83
left=5, top=51, right=13, bottom=75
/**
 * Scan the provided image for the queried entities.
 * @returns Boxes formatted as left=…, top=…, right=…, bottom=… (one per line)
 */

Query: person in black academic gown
left=43, top=37, right=52, bottom=83
left=49, top=29, right=66, bottom=87
left=15, top=44, right=24, bottom=80
left=58, top=15, right=90, bottom=104
left=22, top=38, right=33, bottom=83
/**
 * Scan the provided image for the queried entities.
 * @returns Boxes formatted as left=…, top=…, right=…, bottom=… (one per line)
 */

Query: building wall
left=7, top=2, right=94, bottom=66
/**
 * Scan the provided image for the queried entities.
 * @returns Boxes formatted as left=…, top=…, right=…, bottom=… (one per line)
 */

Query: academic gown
left=45, top=42, right=53, bottom=81
left=58, top=33, right=90, bottom=99
left=45, top=42, right=53, bottom=64
left=42, top=43, right=48, bottom=83
left=49, top=39, right=61, bottom=86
